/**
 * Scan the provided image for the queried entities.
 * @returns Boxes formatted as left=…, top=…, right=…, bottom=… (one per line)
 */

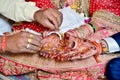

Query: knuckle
left=20, top=31, right=26, bottom=37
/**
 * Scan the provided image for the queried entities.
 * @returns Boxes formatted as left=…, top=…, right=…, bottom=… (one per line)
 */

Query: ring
left=28, top=38, right=32, bottom=43
left=30, top=34, right=33, bottom=38
left=26, top=44, right=30, bottom=49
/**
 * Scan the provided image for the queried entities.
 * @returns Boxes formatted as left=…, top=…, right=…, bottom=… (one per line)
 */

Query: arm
left=0, top=0, right=63, bottom=30
left=0, top=0, right=40, bottom=22
left=64, top=22, right=103, bottom=39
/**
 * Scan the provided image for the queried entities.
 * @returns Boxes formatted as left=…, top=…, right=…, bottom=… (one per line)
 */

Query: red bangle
left=2, top=36, right=6, bottom=52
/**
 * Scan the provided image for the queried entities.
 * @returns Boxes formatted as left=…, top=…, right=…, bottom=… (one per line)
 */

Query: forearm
left=0, top=0, right=40, bottom=22
left=72, top=22, right=103, bottom=39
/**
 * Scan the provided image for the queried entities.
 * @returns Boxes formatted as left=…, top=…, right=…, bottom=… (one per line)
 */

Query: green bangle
left=88, top=23, right=96, bottom=33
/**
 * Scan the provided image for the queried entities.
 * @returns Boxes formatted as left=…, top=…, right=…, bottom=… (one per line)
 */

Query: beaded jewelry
left=0, top=35, right=7, bottom=52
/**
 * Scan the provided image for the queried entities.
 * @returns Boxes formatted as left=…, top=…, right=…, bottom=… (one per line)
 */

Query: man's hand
left=6, top=31, right=42, bottom=53
left=34, top=8, right=63, bottom=30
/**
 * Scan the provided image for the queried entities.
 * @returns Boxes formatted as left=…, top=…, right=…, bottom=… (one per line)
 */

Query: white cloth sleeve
left=59, top=6, right=85, bottom=34
left=0, top=0, right=40, bottom=22
left=103, top=37, right=120, bottom=53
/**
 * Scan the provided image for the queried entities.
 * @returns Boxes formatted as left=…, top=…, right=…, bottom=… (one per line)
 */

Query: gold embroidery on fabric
left=92, top=10, right=120, bottom=26
left=51, top=0, right=90, bottom=17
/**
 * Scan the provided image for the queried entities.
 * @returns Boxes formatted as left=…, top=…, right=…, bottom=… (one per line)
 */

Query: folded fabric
left=59, top=6, right=85, bottom=34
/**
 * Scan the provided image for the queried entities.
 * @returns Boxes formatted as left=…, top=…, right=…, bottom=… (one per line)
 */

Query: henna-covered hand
left=40, top=31, right=102, bottom=61
left=40, top=32, right=62, bottom=58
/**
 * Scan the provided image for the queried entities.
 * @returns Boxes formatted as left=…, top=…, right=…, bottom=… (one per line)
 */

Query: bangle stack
left=75, top=24, right=95, bottom=38
left=88, top=23, right=96, bottom=33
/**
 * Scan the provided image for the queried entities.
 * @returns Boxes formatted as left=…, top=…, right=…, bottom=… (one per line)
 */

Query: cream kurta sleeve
left=0, top=0, right=40, bottom=22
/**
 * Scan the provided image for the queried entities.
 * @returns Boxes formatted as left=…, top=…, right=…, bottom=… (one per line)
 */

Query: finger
left=70, top=50, right=93, bottom=60
left=25, top=32, right=42, bottom=47
left=61, top=45, right=89, bottom=60
left=21, top=45, right=37, bottom=53
left=65, top=30, right=78, bottom=38
left=22, top=43, right=40, bottom=53
left=51, top=10, right=63, bottom=27
left=47, top=13, right=58, bottom=30
left=27, top=43, right=40, bottom=51
left=43, top=18, right=57, bottom=30
left=28, top=33, right=42, bottom=43
left=27, top=38, right=40, bottom=47
left=40, top=51, right=50, bottom=58
left=62, top=50, right=77, bottom=57
left=34, top=13, right=55, bottom=30
left=25, top=49, right=38, bottom=53
left=69, top=46, right=98, bottom=60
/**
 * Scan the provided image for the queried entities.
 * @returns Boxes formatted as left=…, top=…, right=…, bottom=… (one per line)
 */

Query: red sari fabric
left=89, top=0, right=120, bottom=16
left=25, top=0, right=56, bottom=9
left=0, top=52, right=117, bottom=80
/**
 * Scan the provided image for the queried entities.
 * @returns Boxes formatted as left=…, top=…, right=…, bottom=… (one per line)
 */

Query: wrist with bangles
left=74, top=23, right=96, bottom=38
left=87, top=23, right=96, bottom=33
left=88, top=21, right=104, bottom=33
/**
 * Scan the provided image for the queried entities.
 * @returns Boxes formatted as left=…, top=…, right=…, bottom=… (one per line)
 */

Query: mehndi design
left=40, top=31, right=102, bottom=61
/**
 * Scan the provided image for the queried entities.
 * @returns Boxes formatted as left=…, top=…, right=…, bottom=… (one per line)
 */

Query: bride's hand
left=39, top=31, right=102, bottom=61
left=57, top=36, right=102, bottom=61
left=64, top=29, right=79, bottom=38
left=40, top=32, right=61, bottom=58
